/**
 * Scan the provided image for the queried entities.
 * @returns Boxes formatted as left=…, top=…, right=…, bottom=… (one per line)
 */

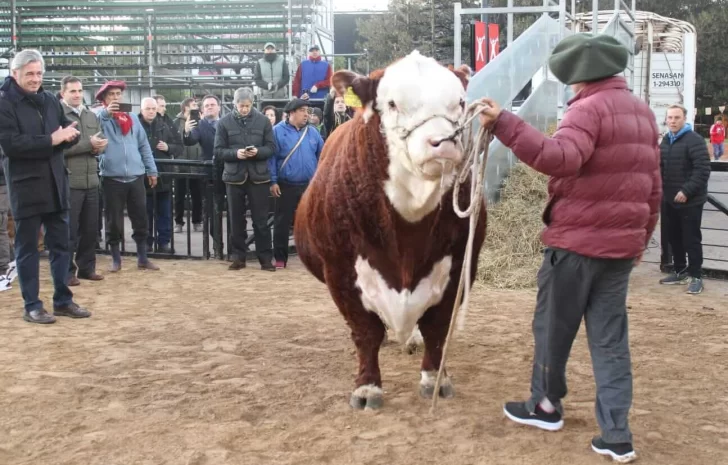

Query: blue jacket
left=667, top=123, right=693, bottom=145
left=269, top=122, right=324, bottom=185
left=300, top=60, right=331, bottom=100
left=97, top=108, right=158, bottom=181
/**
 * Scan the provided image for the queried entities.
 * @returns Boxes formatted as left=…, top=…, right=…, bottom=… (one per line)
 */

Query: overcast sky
left=334, top=0, right=388, bottom=11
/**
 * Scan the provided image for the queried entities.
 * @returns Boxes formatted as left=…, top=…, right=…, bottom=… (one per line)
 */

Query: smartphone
left=117, top=102, right=133, bottom=113
left=189, top=109, right=201, bottom=122
left=245, top=145, right=255, bottom=151
left=92, top=131, right=106, bottom=140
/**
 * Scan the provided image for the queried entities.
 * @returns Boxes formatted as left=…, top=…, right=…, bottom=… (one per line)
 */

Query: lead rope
left=430, top=102, right=492, bottom=414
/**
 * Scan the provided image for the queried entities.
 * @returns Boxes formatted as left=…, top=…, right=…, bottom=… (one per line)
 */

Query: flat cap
left=284, top=98, right=309, bottom=113
left=548, top=33, right=629, bottom=85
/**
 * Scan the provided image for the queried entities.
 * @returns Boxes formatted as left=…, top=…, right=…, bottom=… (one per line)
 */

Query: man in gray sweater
left=61, top=75, right=107, bottom=285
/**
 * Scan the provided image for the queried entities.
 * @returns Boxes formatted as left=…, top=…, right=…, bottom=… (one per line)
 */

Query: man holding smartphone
left=95, top=80, right=160, bottom=272
left=60, top=75, right=107, bottom=285
left=173, top=98, right=204, bottom=233
left=213, top=87, right=276, bottom=271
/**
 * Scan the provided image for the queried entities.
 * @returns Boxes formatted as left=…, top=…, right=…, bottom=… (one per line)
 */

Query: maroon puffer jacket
left=492, top=76, right=661, bottom=259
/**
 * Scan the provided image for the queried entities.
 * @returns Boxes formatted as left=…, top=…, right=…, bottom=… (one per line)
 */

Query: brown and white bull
left=293, top=51, right=487, bottom=410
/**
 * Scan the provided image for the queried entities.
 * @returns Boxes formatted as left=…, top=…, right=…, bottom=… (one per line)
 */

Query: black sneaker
left=659, top=269, right=689, bottom=285
left=503, top=401, right=563, bottom=431
left=686, top=277, right=704, bottom=295
left=591, top=436, right=637, bottom=463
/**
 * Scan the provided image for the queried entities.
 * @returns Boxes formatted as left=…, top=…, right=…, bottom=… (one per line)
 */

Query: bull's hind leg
left=326, top=273, right=387, bottom=410
left=416, top=286, right=459, bottom=400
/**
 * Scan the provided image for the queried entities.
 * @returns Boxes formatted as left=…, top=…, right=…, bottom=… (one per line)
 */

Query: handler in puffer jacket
left=478, top=34, right=661, bottom=463
left=658, top=104, right=711, bottom=293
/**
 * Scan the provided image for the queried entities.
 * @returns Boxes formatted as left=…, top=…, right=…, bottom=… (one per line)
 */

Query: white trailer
left=572, top=11, right=697, bottom=135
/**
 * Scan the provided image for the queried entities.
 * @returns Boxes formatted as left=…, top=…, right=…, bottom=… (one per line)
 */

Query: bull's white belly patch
left=354, top=255, right=452, bottom=343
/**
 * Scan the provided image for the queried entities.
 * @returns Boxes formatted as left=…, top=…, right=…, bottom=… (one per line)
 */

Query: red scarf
left=103, top=103, right=132, bottom=135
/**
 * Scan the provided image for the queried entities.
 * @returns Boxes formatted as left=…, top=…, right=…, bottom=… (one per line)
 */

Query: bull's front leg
left=416, top=282, right=460, bottom=400
left=326, top=274, right=387, bottom=410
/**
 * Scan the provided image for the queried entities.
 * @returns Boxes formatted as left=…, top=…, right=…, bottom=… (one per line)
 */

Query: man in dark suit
left=0, top=49, right=91, bottom=324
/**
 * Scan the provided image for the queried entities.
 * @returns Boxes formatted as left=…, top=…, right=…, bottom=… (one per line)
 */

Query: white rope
left=430, top=102, right=491, bottom=414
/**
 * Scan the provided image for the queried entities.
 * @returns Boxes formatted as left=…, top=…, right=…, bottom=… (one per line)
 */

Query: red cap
left=95, top=80, right=127, bottom=101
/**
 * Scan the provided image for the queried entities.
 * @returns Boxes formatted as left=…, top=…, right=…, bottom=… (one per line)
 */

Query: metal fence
left=96, top=158, right=295, bottom=262
left=658, top=161, right=728, bottom=280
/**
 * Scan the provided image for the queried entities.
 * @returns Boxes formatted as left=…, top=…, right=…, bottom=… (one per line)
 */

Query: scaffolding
left=0, top=0, right=334, bottom=107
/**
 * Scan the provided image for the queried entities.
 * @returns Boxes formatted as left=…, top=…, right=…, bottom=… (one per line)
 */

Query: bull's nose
left=428, top=139, right=461, bottom=161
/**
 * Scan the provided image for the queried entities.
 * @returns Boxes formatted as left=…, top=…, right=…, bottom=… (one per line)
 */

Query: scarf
left=104, top=102, right=132, bottom=135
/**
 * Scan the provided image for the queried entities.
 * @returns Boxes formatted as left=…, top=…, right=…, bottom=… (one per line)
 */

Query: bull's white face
left=375, top=51, right=467, bottom=181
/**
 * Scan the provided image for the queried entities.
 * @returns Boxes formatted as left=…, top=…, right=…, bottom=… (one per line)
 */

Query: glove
left=311, top=85, right=318, bottom=94
left=268, top=82, right=273, bottom=90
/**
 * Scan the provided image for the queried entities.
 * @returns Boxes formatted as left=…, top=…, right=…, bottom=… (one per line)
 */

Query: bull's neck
left=384, top=161, right=455, bottom=223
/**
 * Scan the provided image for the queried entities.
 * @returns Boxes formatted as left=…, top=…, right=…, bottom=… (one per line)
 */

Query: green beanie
left=548, top=33, right=629, bottom=85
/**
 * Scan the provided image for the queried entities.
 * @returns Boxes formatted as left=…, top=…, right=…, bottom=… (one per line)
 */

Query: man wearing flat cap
left=268, top=98, right=323, bottom=269
left=479, top=34, right=661, bottom=462
left=95, top=80, right=160, bottom=272
left=292, top=44, right=332, bottom=101
left=254, top=42, right=290, bottom=100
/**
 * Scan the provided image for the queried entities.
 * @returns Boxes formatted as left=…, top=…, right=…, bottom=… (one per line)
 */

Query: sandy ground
left=0, top=257, right=727, bottom=465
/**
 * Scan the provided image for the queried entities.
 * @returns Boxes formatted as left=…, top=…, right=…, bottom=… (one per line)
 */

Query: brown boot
left=78, top=272, right=104, bottom=281
left=138, top=260, right=160, bottom=271
left=68, top=275, right=81, bottom=286
left=228, top=260, right=246, bottom=270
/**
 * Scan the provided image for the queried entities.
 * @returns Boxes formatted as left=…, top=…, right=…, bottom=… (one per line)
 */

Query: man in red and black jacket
left=292, top=45, right=332, bottom=101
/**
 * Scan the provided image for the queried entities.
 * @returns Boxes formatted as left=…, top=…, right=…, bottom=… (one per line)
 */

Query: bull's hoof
left=349, top=384, right=384, bottom=410
left=419, top=370, right=455, bottom=399
left=405, top=328, right=424, bottom=355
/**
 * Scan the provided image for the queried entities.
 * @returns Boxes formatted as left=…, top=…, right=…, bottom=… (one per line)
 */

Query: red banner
left=473, top=22, right=500, bottom=72
left=474, top=21, right=487, bottom=72
left=488, top=23, right=500, bottom=62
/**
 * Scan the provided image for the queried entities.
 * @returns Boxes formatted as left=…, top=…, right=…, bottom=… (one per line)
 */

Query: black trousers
left=174, top=178, right=202, bottom=226
left=69, top=187, right=99, bottom=276
left=664, top=202, right=704, bottom=278
left=102, top=176, right=148, bottom=247
left=274, top=182, right=307, bottom=264
left=209, top=178, right=226, bottom=257
left=225, top=181, right=272, bottom=264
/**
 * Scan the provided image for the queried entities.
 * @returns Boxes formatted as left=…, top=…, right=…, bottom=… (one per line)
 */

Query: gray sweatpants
left=525, top=247, right=634, bottom=444
left=0, top=185, right=10, bottom=274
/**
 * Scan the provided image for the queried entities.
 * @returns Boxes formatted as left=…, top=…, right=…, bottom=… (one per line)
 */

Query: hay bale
left=478, top=162, right=549, bottom=289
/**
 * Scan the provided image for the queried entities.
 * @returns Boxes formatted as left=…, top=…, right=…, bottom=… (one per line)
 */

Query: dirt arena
left=1, top=257, right=726, bottom=465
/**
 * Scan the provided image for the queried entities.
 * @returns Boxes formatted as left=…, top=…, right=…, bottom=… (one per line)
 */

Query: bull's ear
left=331, top=70, right=381, bottom=108
left=451, top=64, right=472, bottom=90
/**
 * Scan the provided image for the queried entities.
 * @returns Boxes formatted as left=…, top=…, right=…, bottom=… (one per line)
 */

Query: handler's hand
left=477, top=97, right=502, bottom=129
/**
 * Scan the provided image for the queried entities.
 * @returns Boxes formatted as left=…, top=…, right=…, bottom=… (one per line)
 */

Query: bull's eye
left=388, top=100, right=397, bottom=111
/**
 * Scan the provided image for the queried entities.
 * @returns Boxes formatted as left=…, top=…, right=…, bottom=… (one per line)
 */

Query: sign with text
left=650, top=53, right=684, bottom=92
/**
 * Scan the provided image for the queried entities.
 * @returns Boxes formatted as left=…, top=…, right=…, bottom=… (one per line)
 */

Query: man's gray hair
left=11, top=49, right=45, bottom=72
left=233, top=87, right=255, bottom=104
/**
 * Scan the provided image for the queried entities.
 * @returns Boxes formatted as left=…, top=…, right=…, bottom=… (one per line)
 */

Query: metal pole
left=454, top=3, right=462, bottom=67
left=592, top=0, right=599, bottom=33
left=431, top=0, right=436, bottom=58
left=481, top=0, right=488, bottom=25
left=287, top=0, right=293, bottom=99
left=10, top=0, right=17, bottom=51
left=507, top=0, right=513, bottom=46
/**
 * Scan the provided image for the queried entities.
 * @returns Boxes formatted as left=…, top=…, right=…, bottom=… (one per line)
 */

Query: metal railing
left=658, top=161, right=728, bottom=280
left=96, top=158, right=295, bottom=261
